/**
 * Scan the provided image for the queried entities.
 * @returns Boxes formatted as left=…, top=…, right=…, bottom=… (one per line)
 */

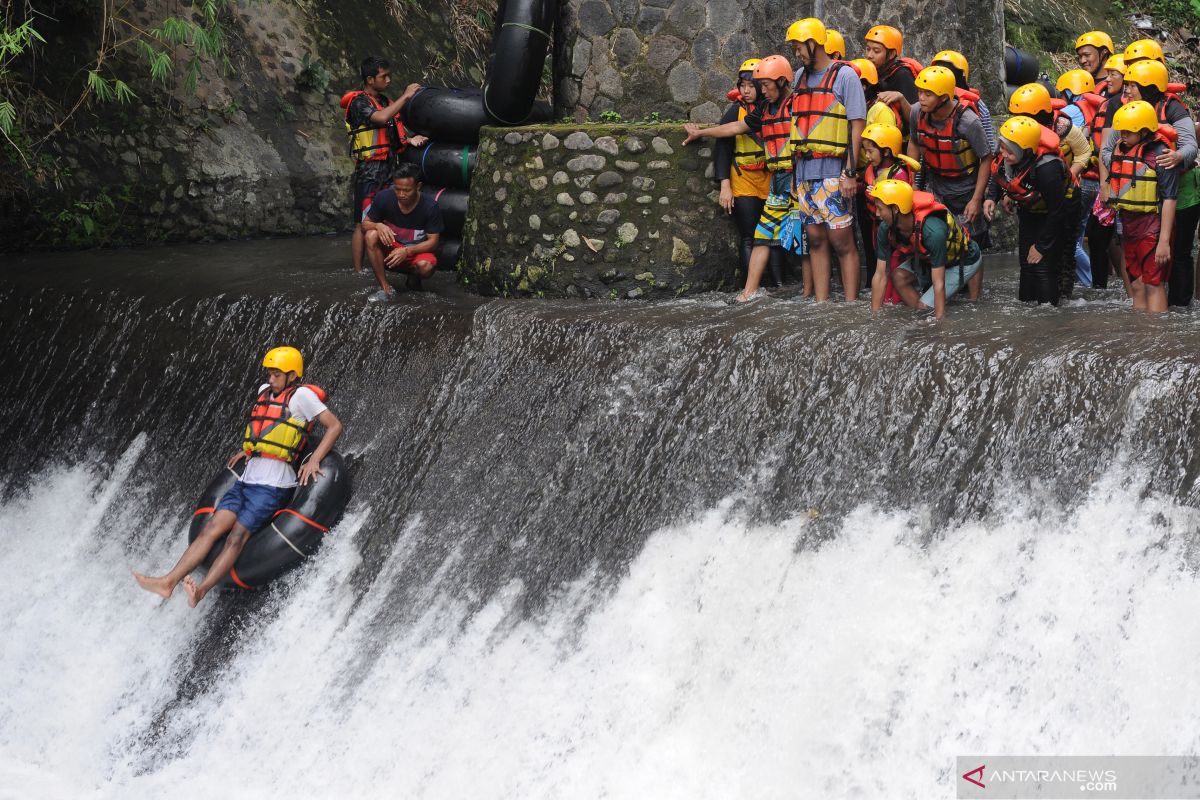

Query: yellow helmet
left=862, top=123, right=903, bottom=156
left=263, top=346, right=304, bottom=377
left=849, top=58, right=879, bottom=85
left=738, top=58, right=761, bottom=75
left=1112, top=99, right=1159, bottom=134
left=864, top=25, right=903, bottom=55
left=1008, top=82, right=1053, bottom=115
left=870, top=179, right=914, bottom=215
left=786, top=18, right=827, bottom=46
left=1056, top=69, right=1096, bottom=96
left=931, top=50, right=969, bottom=80
left=914, top=66, right=956, bottom=98
left=1123, top=38, right=1164, bottom=63
left=1075, top=30, right=1115, bottom=53
left=1124, top=58, right=1169, bottom=92
left=998, top=115, right=1043, bottom=153
left=1103, top=54, right=1126, bottom=74
left=824, top=29, right=846, bottom=58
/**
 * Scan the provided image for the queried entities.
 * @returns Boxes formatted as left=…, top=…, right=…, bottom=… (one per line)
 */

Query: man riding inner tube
left=134, top=347, right=344, bottom=607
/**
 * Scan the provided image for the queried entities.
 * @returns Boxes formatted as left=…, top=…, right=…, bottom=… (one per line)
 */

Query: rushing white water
left=3, top=439, right=1200, bottom=799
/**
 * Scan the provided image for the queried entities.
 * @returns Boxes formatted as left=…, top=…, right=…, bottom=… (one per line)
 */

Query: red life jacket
left=880, top=56, right=924, bottom=84
left=758, top=92, right=798, bottom=172
left=243, top=383, right=328, bottom=463
left=340, top=90, right=407, bottom=162
left=917, top=100, right=980, bottom=179
left=990, top=126, right=1065, bottom=209
left=1095, top=77, right=1108, bottom=96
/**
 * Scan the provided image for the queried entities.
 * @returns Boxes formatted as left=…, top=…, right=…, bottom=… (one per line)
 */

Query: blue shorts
left=216, top=481, right=294, bottom=532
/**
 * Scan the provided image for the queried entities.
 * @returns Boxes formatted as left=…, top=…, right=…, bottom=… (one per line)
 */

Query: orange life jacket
left=990, top=126, right=1065, bottom=209
left=243, top=383, right=327, bottom=463
left=340, top=90, right=407, bottom=162
left=758, top=92, right=798, bottom=172
left=887, top=190, right=972, bottom=266
left=1108, top=130, right=1175, bottom=213
left=917, top=100, right=980, bottom=179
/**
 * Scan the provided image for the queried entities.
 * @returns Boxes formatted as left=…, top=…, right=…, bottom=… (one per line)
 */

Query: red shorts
left=384, top=250, right=437, bottom=273
left=1121, top=212, right=1169, bottom=286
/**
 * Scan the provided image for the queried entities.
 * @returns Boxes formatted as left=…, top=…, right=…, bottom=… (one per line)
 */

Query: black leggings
left=1018, top=209, right=1063, bottom=305
left=856, top=190, right=877, bottom=280
left=1168, top=202, right=1200, bottom=307
left=1086, top=212, right=1116, bottom=289
left=732, top=195, right=784, bottom=287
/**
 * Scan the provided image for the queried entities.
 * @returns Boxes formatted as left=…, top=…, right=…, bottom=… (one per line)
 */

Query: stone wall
left=554, top=0, right=1006, bottom=123
left=460, top=125, right=738, bottom=298
left=2, top=0, right=491, bottom=250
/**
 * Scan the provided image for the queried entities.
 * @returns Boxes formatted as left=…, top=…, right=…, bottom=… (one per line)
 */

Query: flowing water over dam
left=3, top=236, right=1200, bottom=797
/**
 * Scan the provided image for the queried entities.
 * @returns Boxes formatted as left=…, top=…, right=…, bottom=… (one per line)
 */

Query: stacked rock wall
left=460, top=125, right=739, bottom=298
left=554, top=0, right=1006, bottom=123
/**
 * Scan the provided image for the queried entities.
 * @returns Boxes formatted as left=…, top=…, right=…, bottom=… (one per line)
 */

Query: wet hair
left=390, top=163, right=421, bottom=183
left=935, top=62, right=969, bottom=90
left=361, top=56, right=390, bottom=83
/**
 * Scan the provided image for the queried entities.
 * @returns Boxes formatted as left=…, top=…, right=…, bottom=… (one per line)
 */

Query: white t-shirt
left=242, top=384, right=328, bottom=488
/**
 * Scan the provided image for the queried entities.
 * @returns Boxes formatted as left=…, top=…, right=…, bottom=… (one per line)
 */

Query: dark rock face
left=460, top=125, right=738, bottom=298
left=556, top=0, right=1006, bottom=124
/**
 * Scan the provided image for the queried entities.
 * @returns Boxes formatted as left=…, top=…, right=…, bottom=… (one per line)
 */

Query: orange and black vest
left=758, top=93, right=798, bottom=172
left=917, top=101, right=980, bottom=179
left=791, top=62, right=851, bottom=159
left=887, top=190, right=972, bottom=266
left=880, top=57, right=924, bottom=85
left=990, top=126, right=1066, bottom=211
left=341, top=91, right=406, bottom=162
left=243, top=383, right=327, bottom=463
left=1108, top=130, right=1175, bottom=212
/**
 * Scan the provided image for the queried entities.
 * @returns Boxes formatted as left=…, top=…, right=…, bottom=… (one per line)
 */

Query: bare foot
left=133, top=570, right=174, bottom=599
left=183, top=575, right=204, bottom=608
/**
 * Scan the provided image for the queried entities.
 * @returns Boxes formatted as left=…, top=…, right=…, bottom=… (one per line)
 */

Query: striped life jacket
left=243, top=383, right=327, bottom=463
left=1108, top=131, right=1174, bottom=213
left=791, top=62, right=851, bottom=159
left=341, top=91, right=405, bottom=162
left=758, top=93, right=798, bottom=172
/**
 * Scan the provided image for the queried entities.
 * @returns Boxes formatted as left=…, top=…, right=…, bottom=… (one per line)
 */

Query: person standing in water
left=134, top=347, right=343, bottom=607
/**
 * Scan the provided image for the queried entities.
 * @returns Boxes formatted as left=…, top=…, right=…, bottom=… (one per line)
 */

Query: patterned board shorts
left=793, top=177, right=854, bottom=230
left=753, top=172, right=806, bottom=254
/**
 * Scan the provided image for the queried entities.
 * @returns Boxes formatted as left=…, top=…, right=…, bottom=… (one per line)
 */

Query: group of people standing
left=684, top=21, right=1199, bottom=317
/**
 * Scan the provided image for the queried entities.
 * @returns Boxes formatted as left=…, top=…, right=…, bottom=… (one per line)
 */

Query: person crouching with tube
left=1104, top=100, right=1179, bottom=313
left=862, top=123, right=920, bottom=303
left=711, top=58, right=785, bottom=288
left=869, top=179, right=982, bottom=320
left=984, top=116, right=1072, bottom=305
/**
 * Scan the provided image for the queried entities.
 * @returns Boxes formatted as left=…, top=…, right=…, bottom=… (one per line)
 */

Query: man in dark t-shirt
left=363, top=163, right=444, bottom=302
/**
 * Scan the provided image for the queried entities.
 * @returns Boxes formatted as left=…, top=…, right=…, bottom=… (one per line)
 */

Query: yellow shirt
left=730, top=165, right=770, bottom=199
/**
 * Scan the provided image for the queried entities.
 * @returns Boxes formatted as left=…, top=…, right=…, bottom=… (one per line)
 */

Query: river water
left=3, top=236, right=1200, bottom=798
